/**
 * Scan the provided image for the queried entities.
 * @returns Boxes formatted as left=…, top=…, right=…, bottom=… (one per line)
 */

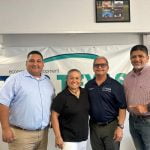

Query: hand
left=55, top=136, right=64, bottom=149
left=113, top=127, right=123, bottom=142
left=129, top=104, right=148, bottom=115
left=2, top=127, right=15, bottom=143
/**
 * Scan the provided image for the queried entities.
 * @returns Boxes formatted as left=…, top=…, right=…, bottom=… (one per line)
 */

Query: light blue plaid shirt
left=0, top=70, right=55, bottom=130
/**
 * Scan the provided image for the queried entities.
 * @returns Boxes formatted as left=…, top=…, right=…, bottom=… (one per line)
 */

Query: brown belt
left=130, top=113, right=150, bottom=119
left=11, top=125, right=44, bottom=131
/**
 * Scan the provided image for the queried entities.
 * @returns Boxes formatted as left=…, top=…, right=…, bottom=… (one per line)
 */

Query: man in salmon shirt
left=124, top=45, right=150, bottom=150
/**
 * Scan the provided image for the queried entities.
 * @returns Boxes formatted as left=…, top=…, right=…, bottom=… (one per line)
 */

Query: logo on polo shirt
left=89, top=88, right=95, bottom=90
left=102, top=87, right=111, bottom=92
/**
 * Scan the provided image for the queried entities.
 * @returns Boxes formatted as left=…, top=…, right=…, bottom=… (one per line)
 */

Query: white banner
left=0, top=45, right=133, bottom=92
left=0, top=45, right=135, bottom=150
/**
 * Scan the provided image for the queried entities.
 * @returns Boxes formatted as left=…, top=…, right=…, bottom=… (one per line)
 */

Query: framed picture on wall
left=96, top=0, right=130, bottom=22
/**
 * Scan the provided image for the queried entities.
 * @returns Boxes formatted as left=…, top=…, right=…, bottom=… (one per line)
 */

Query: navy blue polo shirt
left=85, top=75, right=126, bottom=123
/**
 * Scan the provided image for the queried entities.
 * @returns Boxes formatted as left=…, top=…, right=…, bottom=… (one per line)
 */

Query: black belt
left=90, top=118, right=117, bottom=126
left=11, top=125, right=46, bottom=131
left=130, top=114, right=150, bottom=119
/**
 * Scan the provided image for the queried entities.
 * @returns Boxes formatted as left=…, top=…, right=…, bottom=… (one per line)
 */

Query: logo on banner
left=0, top=53, right=126, bottom=90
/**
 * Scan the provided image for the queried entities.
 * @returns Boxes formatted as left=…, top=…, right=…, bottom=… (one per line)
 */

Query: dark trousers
left=90, top=119, right=120, bottom=150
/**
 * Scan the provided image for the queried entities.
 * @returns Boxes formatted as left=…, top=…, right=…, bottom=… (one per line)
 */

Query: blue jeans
left=129, top=114, right=150, bottom=150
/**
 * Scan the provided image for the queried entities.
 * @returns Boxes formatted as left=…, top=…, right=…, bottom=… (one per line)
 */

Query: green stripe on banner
left=44, top=53, right=98, bottom=63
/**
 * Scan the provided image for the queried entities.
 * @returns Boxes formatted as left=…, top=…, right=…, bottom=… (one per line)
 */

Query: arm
left=129, top=104, right=148, bottom=114
left=51, top=111, right=64, bottom=149
left=113, top=108, right=126, bottom=142
left=0, top=104, right=15, bottom=143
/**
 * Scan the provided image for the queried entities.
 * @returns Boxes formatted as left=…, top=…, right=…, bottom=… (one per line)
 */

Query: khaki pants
left=8, top=127, right=48, bottom=150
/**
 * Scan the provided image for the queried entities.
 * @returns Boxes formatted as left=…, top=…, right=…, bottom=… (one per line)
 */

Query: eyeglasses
left=94, top=63, right=108, bottom=68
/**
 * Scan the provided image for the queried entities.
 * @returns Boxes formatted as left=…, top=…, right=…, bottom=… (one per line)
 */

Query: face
left=67, top=71, right=82, bottom=90
left=130, top=50, right=149, bottom=70
left=93, top=58, right=109, bottom=77
left=26, top=54, right=44, bottom=77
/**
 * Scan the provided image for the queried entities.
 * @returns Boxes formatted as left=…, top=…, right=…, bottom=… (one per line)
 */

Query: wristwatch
left=117, top=123, right=124, bottom=129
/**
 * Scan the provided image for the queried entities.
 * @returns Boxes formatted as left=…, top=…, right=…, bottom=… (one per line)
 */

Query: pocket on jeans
left=144, top=118, right=150, bottom=125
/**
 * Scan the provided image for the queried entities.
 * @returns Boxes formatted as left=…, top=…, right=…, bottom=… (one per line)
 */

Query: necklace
left=68, top=88, right=80, bottom=98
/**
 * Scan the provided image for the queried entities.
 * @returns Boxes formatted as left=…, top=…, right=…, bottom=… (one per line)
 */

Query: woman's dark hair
left=130, top=45, right=148, bottom=56
left=67, top=69, right=82, bottom=79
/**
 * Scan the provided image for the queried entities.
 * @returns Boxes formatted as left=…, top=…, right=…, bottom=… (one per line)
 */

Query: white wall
left=2, top=33, right=142, bottom=47
left=0, top=0, right=150, bottom=33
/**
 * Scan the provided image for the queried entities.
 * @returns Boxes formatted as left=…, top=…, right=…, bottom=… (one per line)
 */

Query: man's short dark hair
left=27, top=51, right=43, bottom=60
left=130, top=45, right=149, bottom=56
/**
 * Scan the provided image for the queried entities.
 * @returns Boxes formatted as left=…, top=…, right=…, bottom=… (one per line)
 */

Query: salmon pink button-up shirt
left=124, top=65, right=150, bottom=115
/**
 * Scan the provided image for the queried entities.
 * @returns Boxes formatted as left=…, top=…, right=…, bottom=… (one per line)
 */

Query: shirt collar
left=131, top=64, right=150, bottom=77
left=64, top=87, right=82, bottom=96
left=92, top=74, right=111, bottom=85
left=23, top=70, right=46, bottom=80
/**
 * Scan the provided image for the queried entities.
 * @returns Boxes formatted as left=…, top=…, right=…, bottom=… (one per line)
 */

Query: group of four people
left=0, top=44, right=149, bottom=150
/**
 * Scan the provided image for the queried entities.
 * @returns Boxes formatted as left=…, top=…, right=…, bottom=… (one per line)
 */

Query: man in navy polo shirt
left=85, top=56, right=126, bottom=150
